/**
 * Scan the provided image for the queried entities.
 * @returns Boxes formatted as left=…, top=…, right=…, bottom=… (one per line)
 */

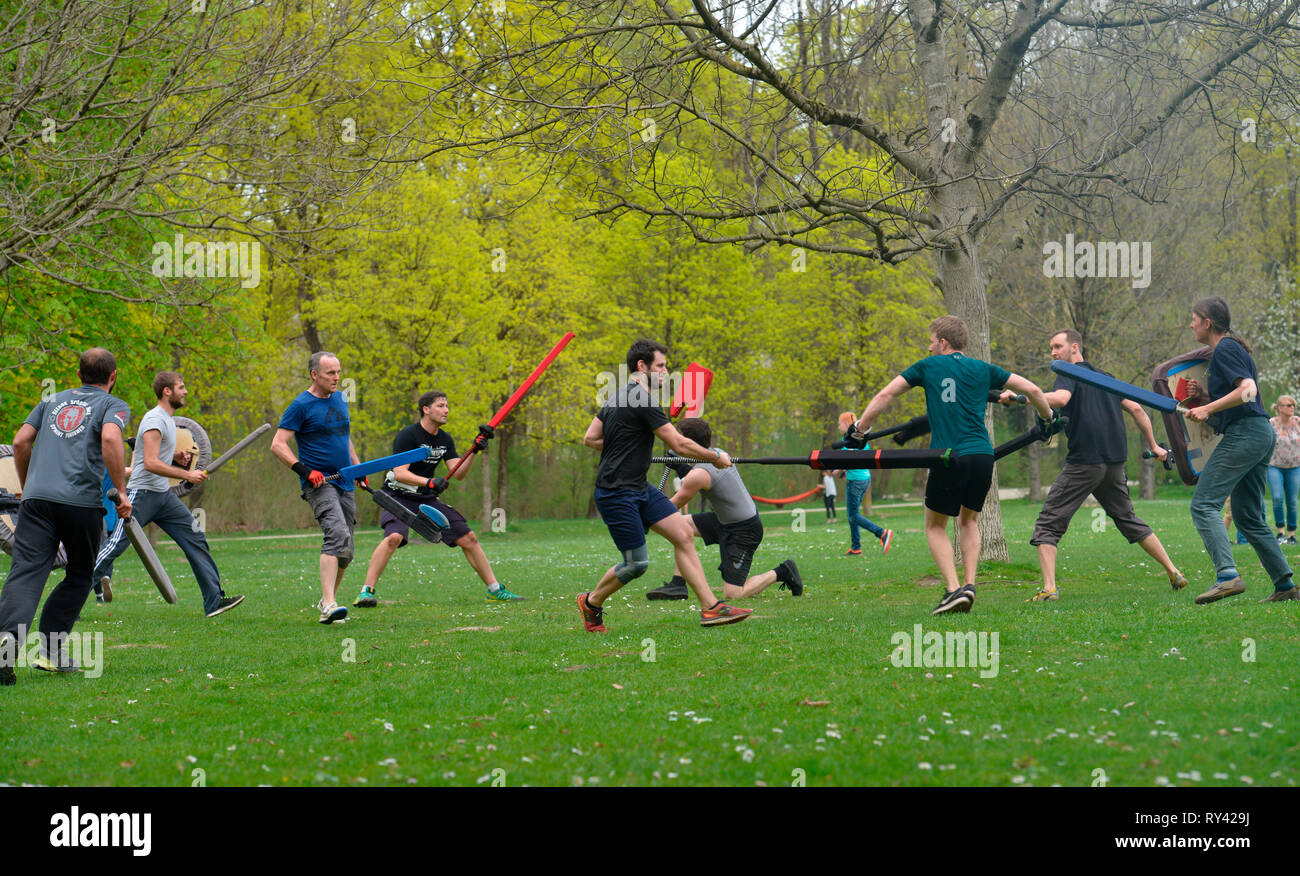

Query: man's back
left=24, top=386, right=130, bottom=508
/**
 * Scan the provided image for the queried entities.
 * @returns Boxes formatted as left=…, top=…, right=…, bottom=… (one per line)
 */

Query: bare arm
left=583, top=416, right=604, bottom=450
left=270, top=428, right=300, bottom=469
left=100, top=423, right=131, bottom=517
left=1121, top=399, right=1165, bottom=456
left=669, top=468, right=711, bottom=511
left=654, top=423, right=732, bottom=468
left=11, top=423, right=36, bottom=491
left=853, top=375, right=910, bottom=434
left=1003, top=374, right=1052, bottom=420
left=142, top=428, right=206, bottom=483
left=1187, top=377, right=1257, bottom=422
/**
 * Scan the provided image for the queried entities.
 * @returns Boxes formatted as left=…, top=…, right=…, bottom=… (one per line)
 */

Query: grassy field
left=1, top=495, right=1296, bottom=787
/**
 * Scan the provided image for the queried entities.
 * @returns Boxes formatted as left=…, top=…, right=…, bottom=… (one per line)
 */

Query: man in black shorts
left=578, top=339, right=752, bottom=631
left=353, top=390, right=522, bottom=606
left=1012, top=330, right=1187, bottom=601
left=646, top=418, right=802, bottom=600
left=848, top=316, right=1053, bottom=615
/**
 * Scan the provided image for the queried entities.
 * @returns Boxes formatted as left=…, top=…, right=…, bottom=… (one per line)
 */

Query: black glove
left=842, top=425, right=867, bottom=450
left=1036, top=412, right=1062, bottom=441
left=427, top=476, right=449, bottom=495
left=478, top=424, right=495, bottom=440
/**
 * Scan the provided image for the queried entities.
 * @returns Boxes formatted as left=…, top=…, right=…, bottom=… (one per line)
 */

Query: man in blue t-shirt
left=847, top=316, right=1052, bottom=615
left=271, top=351, right=362, bottom=624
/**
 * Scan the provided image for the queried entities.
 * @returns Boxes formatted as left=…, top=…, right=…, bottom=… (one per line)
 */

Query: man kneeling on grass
left=646, top=418, right=802, bottom=601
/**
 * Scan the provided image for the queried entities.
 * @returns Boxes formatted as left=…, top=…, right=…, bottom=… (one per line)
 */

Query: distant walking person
left=1267, top=395, right=1299, bottom=545
left=835, top=411, right=893, bottom=556
left=822, top=472, right=837, bottom=521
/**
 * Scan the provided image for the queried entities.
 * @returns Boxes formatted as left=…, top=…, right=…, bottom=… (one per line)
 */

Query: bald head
left=79, top=348, right=117, bottom=386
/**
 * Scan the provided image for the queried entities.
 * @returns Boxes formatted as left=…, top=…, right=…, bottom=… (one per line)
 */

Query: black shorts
left=693, top=512, right=764, bottom=587
left=925, top=453, right=994, bottom=518
left=378, top=489, right=471, bottom=548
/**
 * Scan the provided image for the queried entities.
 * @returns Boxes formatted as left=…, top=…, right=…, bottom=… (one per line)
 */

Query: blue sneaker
left=486, top=585, right=525, bottom=603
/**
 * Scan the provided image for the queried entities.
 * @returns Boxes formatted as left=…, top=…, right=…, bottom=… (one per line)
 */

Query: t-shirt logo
left=50, top=400, right=90, bottom=437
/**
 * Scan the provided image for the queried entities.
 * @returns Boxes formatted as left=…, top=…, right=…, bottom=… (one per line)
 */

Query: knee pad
left=614, top=546, right=650, bottom=583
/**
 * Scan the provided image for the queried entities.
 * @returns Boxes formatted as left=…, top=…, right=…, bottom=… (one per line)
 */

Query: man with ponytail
left=1182, top=297, right=1296, bottom=603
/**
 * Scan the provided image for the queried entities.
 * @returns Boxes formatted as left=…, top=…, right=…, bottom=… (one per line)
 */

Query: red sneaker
left=700, top=602, right=753, bottom=627
left=577, top=592, right=606, bottom=632
left=880, top=530, right=894, bottom=555
left=845, top=548, right=863, bottom=556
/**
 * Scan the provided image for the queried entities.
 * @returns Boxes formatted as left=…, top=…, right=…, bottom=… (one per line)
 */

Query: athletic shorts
left=594, top=485, right=679, bottom=552
left=925, top=453, right=994, bottom=518
left=693, top=512, right=764, bottom=587
left=378, top=488, right=472, bottom=548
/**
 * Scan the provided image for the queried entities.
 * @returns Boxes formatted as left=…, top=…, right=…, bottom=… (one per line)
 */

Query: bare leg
left=957, top=507, right=981, bottom=587
left=1137, top=532, right=1179, bottom=578
left=1038, top=543, right=1058, bottom=592
left=455, top=531, right=496, bottom=588
left=723, top=569, right=778, bottom=600
left=924, top=507, right=959, bottom=592
left=652, top=515, right=721, bottom=606
left=588, top=566, right=623, bottom=606
left=320, top=554, right=340, bottom=605
left=363, top=534, right=403, bottom=590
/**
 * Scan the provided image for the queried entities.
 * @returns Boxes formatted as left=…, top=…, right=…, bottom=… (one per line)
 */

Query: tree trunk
left=1140, top=456, right=1155, bottom=501
left=481, top=444, right=492, bottom=529
left=495, top=425, right=509, bottom=523
left=1027, top=441, right=1042, bottom=502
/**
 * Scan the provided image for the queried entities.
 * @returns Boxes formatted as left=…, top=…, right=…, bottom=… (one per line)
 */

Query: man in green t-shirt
left=847, top=316, right=1053, bottom=615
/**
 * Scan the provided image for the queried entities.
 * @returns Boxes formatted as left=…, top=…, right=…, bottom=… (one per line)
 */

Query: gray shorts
left=1030, top=462, right=1152, bottom=547
left=302, top=484, right=356, bottom=567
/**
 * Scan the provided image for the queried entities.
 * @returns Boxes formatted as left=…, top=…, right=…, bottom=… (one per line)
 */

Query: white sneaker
left=317, top=600, right=347, bottom=624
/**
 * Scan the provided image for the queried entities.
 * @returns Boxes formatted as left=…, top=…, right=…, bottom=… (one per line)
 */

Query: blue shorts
left=594, top=486, right=679, bottom=552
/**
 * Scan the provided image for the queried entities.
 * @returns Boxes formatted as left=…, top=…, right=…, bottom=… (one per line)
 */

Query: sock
left=488, top=582, right=501, bottom=593
left=1216, top=571, right=1238, bottom=584
left=773, top=563, right=790, bottom=584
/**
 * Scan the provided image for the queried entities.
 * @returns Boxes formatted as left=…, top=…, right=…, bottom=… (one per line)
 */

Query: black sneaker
left=956, top=584, right=976, bottom=613
left=646, top=579, right=689, bottom=601
left=931, top=588, right=972, bottom=615
left=1288, top=536, right=1298, bottom=546
left=206, top=595, right=245, bottom=618
left=777, top=560, right=803, bottom=596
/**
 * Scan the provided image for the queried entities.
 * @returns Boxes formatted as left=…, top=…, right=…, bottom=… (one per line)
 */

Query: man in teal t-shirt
left=847, top=316, right=1053, bottom=615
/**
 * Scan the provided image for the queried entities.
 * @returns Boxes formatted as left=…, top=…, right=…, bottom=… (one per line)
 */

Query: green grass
left=2, top=497, right=1296, bottom=787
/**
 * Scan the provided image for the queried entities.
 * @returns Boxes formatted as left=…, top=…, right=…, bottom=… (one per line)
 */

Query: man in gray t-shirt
left=647, top=418, right=803, bottom=601
left=1, top=349, right=131, bottom=684
left=92, top=371, right=243, bottom=619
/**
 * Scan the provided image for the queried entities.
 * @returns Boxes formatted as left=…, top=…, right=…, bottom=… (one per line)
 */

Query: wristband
left=291, top=462, right=311, bottom=478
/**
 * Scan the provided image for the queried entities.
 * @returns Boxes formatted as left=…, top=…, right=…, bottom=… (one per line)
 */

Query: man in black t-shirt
left=352, top=390, right=522, bottom=607
left=1010, top=330, right=1186, bottom=601
left=577, top=339, right=753, bottom=631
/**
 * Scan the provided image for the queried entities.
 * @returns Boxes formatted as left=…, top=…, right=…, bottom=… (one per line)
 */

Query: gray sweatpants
left=93, top=488, right=224, bottom=615
left=302, top=484, right=356, bottom=568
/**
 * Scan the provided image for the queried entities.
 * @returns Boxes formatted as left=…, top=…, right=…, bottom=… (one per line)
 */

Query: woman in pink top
left=1268, top=395, right=1300, bottom=545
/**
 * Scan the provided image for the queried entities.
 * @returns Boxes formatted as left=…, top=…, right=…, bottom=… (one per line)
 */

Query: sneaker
left=318, top=600, right=348, bottom=624
left=1288, top=536, right=1298, bottom=546
left=931, top=588, right=972, bottom=615
left=99, top=576, right=113, bottom=603
left=577, top=592, right=605, bottom=633
left=1028, top=588, right=1059, bottom=602
left=880, top=530, right=893, bottom=555
left=956, top=584, right=976, bottom=613
left=1279, top=534, right=1288, bottom=544
left=33, top=648, right=81, bottom=673
left=700, top=602, right=753, bottom=627
left=0, top=633, right=17, bottom=686
left=777, top=560, right=803, bottom=596
left=646, top=580, right=689, bottom=601
left=353, top=587, right=378, bottom=608
left=95, top=594, right=105, bottom=603
left=1260, top=586, right=1299, bottom=602
left=1194, top=577, right=1246, bottom=605
left=205, top=594, right=245, bottom=618
left=1168, top=571, right=1188, bottom=591
left=845, top=548, right=862, bottom=556
left=486, top=585, right=525, bottom=602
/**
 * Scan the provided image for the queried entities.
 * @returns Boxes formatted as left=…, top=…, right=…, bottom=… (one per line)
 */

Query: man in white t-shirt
left=92, top=372, right=243, bottom=618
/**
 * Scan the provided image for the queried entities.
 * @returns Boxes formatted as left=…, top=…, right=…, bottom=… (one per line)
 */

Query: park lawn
left=1, top=497, right=1296, bottom=787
